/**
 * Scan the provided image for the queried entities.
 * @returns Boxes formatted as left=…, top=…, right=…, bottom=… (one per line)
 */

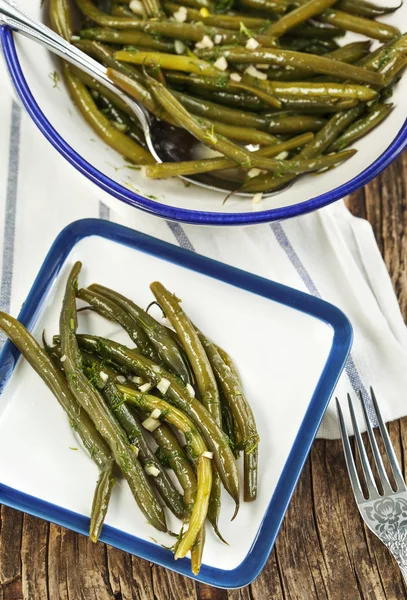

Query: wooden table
left=1, top=152, right=406, bottom=600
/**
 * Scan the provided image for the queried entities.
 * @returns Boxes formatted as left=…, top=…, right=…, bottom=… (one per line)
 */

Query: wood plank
left=0, top=506, right=23, bottom=586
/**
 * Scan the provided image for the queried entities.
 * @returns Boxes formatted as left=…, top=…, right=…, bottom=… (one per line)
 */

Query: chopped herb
left=48, top=71, right=60, bottom=89
left=239, top=21, right=253, bottom=39
left=69, top=446, right=78, bottom=451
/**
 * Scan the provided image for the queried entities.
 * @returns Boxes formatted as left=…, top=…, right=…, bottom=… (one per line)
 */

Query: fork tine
left=336, top=398, right=364, bottom=503
left=370, top=387, right=406, bottom=492
left=347, top=394, right=380, bottom=500
left=358, top=391, right=394, bottom=494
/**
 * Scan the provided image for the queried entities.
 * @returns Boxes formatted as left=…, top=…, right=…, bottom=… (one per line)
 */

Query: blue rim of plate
left=0, top=219, right=352, bottom=588
left=2, top=25, right=407, bottom=226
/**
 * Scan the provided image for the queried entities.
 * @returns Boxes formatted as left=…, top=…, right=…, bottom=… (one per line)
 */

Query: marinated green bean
left=49, top=0, right=72, bottom=41
left=150, top=282, right=223, bottom=538
left=88, top=283, right=192, bottom=384
left=249, top=80, right=377, bottom=101
left=237, top=0, right=287, bottom=14
left=266, top=0, right=338, bottom=37
left=106, top=68, right=167, bottom=119
left=144, top=132, right=313, bottom=178
left=195, top=47, right=385, bottom=86
left=82, top=353, right=187, bottom=519
left=0, top=312, right=114, bottom=543
left=79, top=27, right=175, bottom=52
left=75, top=0, right=162, bottom=26
left=115, top=50, right=221, bottom=77
left=318, top=8, right=400, bottom=41
left=209, top=121, right=280, bottom=145
left=71, top=333, right=240, bottom=512
left=78, top=287, right=160, bottom=362
left=118, top=385, right=212, bottom=560
left=73, top=39, right=143, bottom=82
left=245, top=104, right=363, bottom=191
left=337, top=0, right=401, bottom=18
left=60, top=263, right=167, bottom=532
left=164, top=1, right=267, bottom=30
left=329, top=103, right=394, bottom=151
left=63, top=65, right=153, bottom=164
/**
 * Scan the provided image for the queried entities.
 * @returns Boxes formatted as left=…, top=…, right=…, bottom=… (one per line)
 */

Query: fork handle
left=0, top=0, right=152, bottom=140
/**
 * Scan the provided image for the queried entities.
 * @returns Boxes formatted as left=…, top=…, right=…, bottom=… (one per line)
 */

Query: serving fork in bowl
left=337, top=389, right=407, bottom=582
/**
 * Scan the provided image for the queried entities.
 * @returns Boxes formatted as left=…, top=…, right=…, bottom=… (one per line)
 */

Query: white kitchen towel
left=1, top=64, right=407, bottom=439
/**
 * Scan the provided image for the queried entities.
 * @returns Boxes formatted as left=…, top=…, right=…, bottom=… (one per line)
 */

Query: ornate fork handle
left=363, top=494, right=407, bottom=583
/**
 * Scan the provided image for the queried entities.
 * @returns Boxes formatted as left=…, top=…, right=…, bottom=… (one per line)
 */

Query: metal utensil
left=337, top=389, right=407, bottom=583
left=0, top=0, right=266, bottom=196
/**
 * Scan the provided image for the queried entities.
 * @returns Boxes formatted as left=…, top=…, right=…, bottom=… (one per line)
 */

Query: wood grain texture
left=0, top=150, right=406, bottom=600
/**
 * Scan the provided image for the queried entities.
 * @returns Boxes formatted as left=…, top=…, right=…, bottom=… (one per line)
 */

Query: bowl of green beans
left=1, top=0, right=407, bottom=224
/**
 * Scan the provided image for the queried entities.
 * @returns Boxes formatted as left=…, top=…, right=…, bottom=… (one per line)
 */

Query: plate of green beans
left=0, top=220, right=352, bottom=586
left=2, top=0, right=407, bottom=222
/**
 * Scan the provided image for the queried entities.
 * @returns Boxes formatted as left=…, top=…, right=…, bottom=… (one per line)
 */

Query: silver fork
left=336, top=389, right=407, bottom=583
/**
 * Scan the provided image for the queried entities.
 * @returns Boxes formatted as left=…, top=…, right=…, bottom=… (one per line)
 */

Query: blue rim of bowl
left=2, top=25, right=407, bottom=226
left=0, top=218, right=353, bottom=588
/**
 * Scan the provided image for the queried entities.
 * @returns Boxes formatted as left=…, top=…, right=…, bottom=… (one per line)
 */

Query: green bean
left=190, top=89, right=268, bottom=111
left=237, top=0, right=287, bottom=15
left=246, top=104, right=363, bottom=191
left=119, top=386, right=212, bottom=560
left=266, top=0, right=338, bottom=37
left=73, top=40, right=144, bottom=82
left=152, top=422, right=197, bottom=510
left=329, top=103, right=394, bottom=151
left=164, top=1, right=267, bottom=29
left=106, top=68, right=167, bottom=119
left=144, top=132, right=313, bottom=178
left=359, top=33, right=407, bottom=72
left=209, top=121, right=279, bottom=146
left=90, top=461, right=116, bottom=541
left=266, top=40, right=371, bottom=80
left=0, top=312, right=114, bottom=542
left=76, top=0, right=163, bottom=25
left=337, top=0, right=401, bottom=18
left=78, top=288, right=160, bottom=362
left=92, top=93, right=145, bottom=145
left=142, top=0, right=164, bottom=18
left=273, top=97, right=359, bottom=112
left=60, top=263, right=167, bottom=532
left=197, top=331, right=259, bottom=500
left=146, top=76, right=257, bottom=168
left=289, top=23, right=345, bottom=38
left=195, top=47, right=385, bottom=86
left=88, top=284, right=192, bottom=384
left=242, top=148, right=356, bottom=191
left=250, top=80, right=378, bottom=101
left=318, top=8, right=401, bottom=41
left=49, top=0, right=72, bottom=41
left=72, top=334, right=240, bottom=512
left=79, top=28, right=175, bottom=52
left=380, top=54, right=407, bottom=86
left=174, top=90, right=326, bottom=132
left=68, top=65, right=134, bottom=118
left=63, top=64, right=154, bottom=164
left=150, top=282, right=223, bottom=537
left=191, top=528, right=206, bottom=575
left=115, top=50, right=221, bottom=77
left=244, top=448, right=258, bottom=502
left=82, top=353, right=187, bottom=519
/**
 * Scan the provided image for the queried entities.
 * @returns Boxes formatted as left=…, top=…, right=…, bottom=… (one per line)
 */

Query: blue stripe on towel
left=271, top=222, right=376, bottom=423
left=0, top=102, right=21, bottom=348
left=99, top=202, right=110, bottom=220
left=166, top=222, right=195, bottom=252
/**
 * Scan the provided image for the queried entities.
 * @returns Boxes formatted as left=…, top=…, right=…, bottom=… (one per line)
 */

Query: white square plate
left=0, top=219, right=352, bottom=587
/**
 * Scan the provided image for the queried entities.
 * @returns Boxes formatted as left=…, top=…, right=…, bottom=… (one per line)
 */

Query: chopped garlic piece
left=275, top=151, right=289, bottom=160
left=129, top=0, right=146, bottom=15
left=245, top=65, right=267, bottom=80
left=71, top=35, right=81, bottom=42
left=202, top=451, right=213, bottom=459
left=99, top=371, right=109, bottom=382
left=60, top=355, right=66, bottom=362
left=213, top=34, right=223, bottom=45
left=116, top=375, right=126, bottom=384
left=199, top=7, right=210, bottom=17
left=252, top=192, right=263, bottom=204
left=214, top=56, right=228, bottom=71
left=175, top=40, right=186, bottom=54
left=186, top=383, right=195, bottom=397
left=195, top=35, right=214, bottom=49
left=150, top=408, right=162, bottom=419
left=139, top=382, right=152, bottom=393
left=230, top=72, right=242, bottom=82
left=246, top=38, right=259, bottom=50
left=131, top=375, right=142, bottom=384
left=173, top=6, right=188, bottom=22
left=142, top=416, right=161, bottom=432
left=157, top=377, right=171, bottom=394
left=247, top=168, right=262, bottom=178
left=145, top=464, right=160, bottom=477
